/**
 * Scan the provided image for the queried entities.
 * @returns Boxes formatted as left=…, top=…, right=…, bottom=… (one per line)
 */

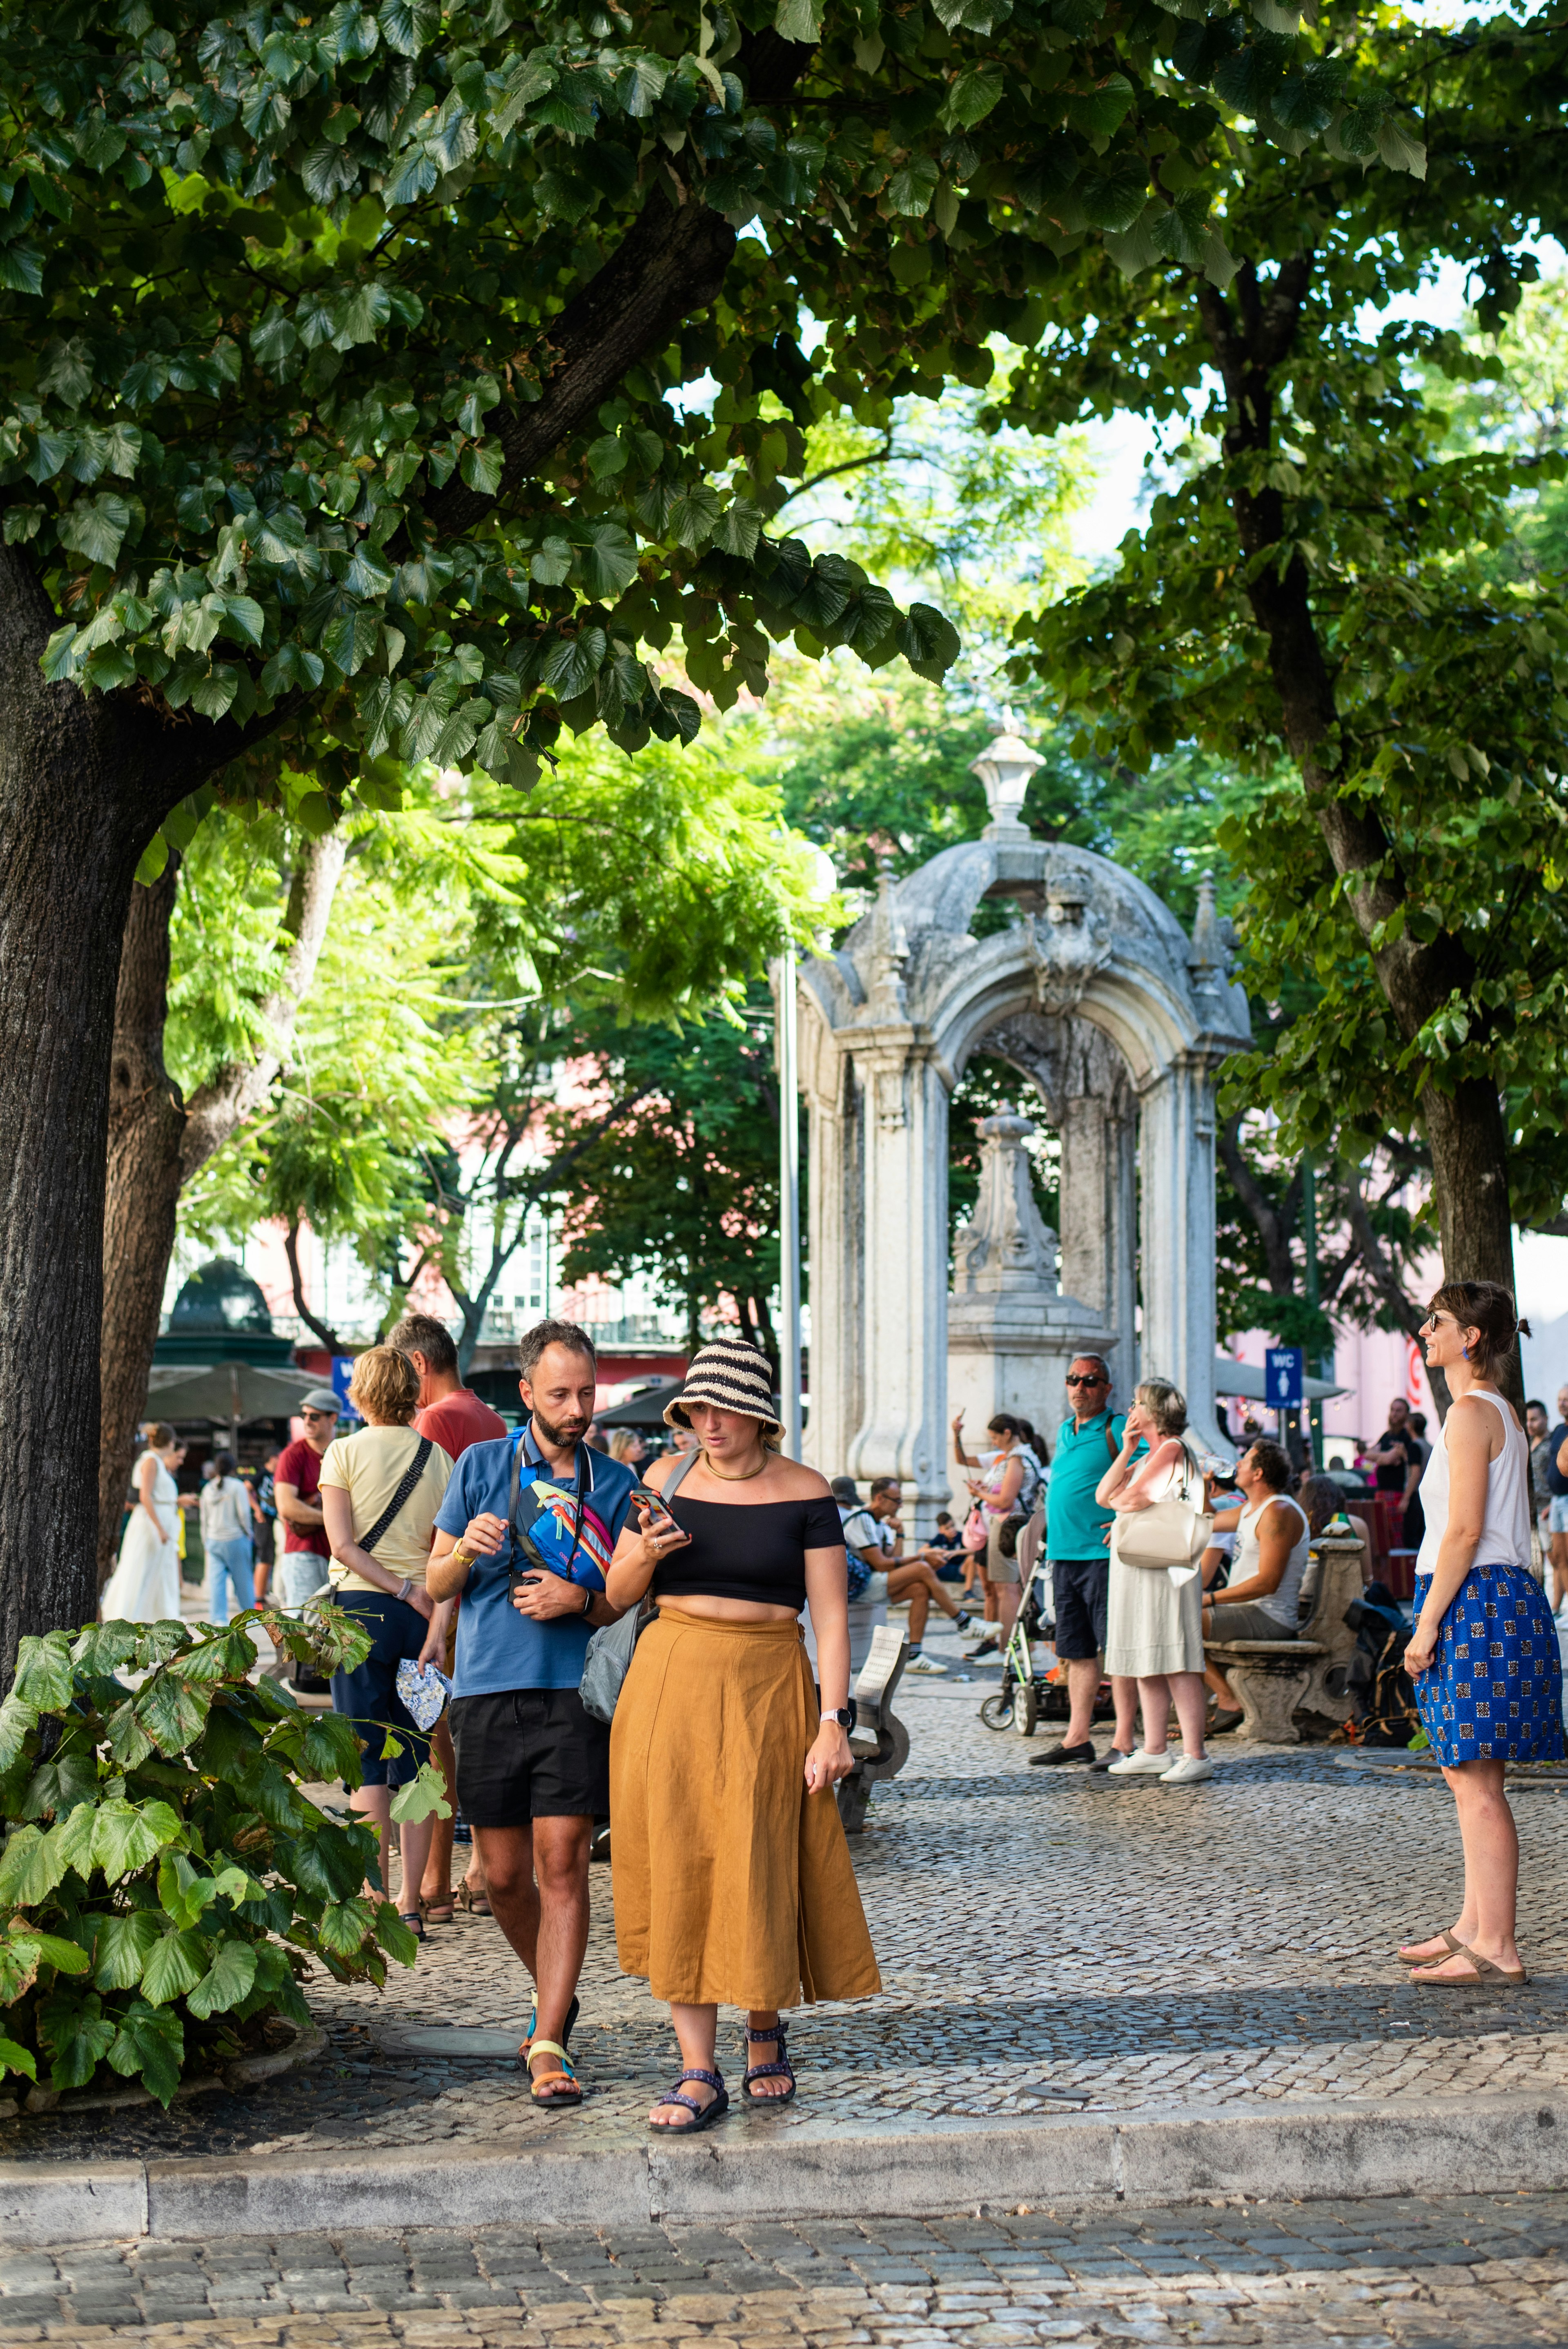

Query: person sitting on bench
left=1203, top=1439, right=1312, bottom=1726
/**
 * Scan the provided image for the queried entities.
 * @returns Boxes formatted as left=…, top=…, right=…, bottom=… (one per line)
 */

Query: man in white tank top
left=1202, top=1439, right=1313, bottom=1723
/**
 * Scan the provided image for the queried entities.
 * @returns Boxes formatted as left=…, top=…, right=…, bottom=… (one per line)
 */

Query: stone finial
left=866, top=852, right=909, bottom=1019
left=952, top=1104, right=1060, bottom=1296
left=971, top=716, right=1044, bottom=838
left=1187, top=876, right=1237, bottom=996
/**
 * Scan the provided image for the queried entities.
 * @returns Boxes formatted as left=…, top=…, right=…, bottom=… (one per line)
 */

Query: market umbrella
left=144, top=1361, right=319, bottom=1424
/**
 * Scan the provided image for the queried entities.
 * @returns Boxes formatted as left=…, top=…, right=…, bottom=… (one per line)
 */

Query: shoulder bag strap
left=1104, top=1417, right=1120, bottom=1465
left=510, top=1428, right=589, bottom=1582
left=360, top=1435, right=433, bottom=1558
left=658, top=1446, right=703, bottom=1501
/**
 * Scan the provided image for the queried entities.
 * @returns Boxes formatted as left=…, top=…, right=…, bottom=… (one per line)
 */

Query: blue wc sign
left=1265, top=1347, right=1304, bottom=1407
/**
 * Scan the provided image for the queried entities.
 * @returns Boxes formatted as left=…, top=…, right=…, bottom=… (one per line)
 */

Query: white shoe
left=1159, top=1754, right=1216, bottom=1785
left=905, top=1652, right=948, bottom=1675
left=1106, top=1748, right=1175, bottom=1775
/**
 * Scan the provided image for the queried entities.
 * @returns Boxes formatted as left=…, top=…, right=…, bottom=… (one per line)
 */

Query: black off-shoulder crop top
left=652, top=1492, right=845, bottom=1613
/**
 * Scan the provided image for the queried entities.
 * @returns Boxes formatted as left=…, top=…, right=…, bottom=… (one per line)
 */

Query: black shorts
left=449, top=1688, right=610, bottom=1826
left=1051, top=1556, right=1110, bottom=1662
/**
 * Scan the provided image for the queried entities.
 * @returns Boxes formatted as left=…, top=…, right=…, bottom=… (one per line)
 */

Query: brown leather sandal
left=1398, top=1926, right=1462, bottom=1965
left=1409, top=1938, right=1527, bottom=1987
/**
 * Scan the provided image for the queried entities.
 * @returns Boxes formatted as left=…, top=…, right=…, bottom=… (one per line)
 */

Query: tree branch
left=284, top=1219, right=343, bottom=1355
left=423, top=30, right=817, bottom=539
left=1217, top=1112, right=1297, bottom=1295
left=178, top=829, right=347, bottom=1183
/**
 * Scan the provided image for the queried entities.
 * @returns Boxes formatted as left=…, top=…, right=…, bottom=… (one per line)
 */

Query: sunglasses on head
left=1065, top=1373, right=1107, bottom=1387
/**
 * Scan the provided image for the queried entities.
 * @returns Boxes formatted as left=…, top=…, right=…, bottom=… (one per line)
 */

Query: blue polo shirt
left=434, top=1427, right=637, bottom=1697
left=1046, top=1409, right=1132, bottom=1562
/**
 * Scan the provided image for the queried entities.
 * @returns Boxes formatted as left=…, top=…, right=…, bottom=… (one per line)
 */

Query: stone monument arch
left=792, top=730, right=1252, bottom=1530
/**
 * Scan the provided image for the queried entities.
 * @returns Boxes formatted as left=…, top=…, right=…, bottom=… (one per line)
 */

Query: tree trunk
left=98, top=858, right=186, bottom=1588
left=1422, top=1076, right=1521, bottom=1407
left=0, top=556, right=184, bottom=1655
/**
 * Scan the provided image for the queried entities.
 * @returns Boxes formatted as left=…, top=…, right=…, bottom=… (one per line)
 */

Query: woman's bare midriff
left=656, top=1596, right=799, bottom=1625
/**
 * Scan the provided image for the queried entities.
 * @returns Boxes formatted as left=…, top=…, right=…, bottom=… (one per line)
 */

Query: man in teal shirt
left=1032, top=1354, right=1138, bottom=1770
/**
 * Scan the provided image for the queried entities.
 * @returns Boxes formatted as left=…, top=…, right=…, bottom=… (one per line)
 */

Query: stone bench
left=837, top=1623, right=911, bottom=1834
left=1204, top=1536, right=1365, bottom=1744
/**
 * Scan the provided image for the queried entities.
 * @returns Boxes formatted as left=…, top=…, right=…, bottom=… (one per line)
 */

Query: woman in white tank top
left=1399, top=1283, right=1563, bottom=1989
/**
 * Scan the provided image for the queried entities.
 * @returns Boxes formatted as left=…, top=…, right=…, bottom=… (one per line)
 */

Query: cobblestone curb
left=4, top=2086, right=1564, bottom=2245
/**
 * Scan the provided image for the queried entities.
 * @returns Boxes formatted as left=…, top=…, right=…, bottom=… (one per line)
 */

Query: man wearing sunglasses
left=274, top=1388, right=341, bottom=1608
left=1031, top=1355, right=1139, bottom=1770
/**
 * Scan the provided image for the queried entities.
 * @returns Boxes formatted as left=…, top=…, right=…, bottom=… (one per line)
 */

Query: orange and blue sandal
left=527, top=2041, right=582, bottom=2105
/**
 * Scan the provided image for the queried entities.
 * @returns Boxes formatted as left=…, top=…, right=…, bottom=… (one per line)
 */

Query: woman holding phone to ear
left=604, top=1338, right=880, bottom=2135
left=1399, top=1282, right=1563, bottom=1988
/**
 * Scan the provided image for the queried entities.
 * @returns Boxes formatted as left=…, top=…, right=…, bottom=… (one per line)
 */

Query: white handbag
left=1110, top=1448, right=1212, bottom=1582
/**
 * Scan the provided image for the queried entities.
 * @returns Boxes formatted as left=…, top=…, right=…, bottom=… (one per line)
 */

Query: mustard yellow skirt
left=609, top=1608, right=882, bottom=2010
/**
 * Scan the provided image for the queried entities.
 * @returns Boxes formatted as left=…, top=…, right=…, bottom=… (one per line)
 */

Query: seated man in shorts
left=1202, top=1439, right=1312, bottom=1726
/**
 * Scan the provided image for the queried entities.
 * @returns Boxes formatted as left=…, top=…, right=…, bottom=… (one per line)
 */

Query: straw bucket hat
left=663, top=1338, right=782, bottom=1438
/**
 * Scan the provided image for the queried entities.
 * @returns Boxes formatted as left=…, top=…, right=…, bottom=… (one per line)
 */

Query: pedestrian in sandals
left=604, top=1338, right=880, bottom=2133
left=1399, top=1283, right=1564, bottom=1988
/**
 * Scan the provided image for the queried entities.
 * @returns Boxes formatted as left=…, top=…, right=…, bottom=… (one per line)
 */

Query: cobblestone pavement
left=7, top=1609, right=1568, bottom=2165
left=2, top=2195, right=1568, bottom=2343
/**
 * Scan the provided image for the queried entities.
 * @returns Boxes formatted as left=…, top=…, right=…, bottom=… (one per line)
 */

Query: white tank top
left=1414, top=1388, right=1529, bottom=1576
left=1236, top=1493, right=1311, bottom=1628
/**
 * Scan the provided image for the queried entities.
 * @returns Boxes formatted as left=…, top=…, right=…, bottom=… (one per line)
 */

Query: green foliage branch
left=0, top=1611, right=443, bottom=2106
left=0, top=0, right=1421, bottom=835
left=1000, top=0, right=1568, bottom=1268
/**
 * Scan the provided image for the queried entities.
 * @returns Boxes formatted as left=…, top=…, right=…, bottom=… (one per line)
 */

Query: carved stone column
left=800, top=1032, right=863, bottom=1482
left=844, top=1021, right=950, bottom=1536
left=947, top=1105, right=1114, bottom=1460
left=1137, top=1048, right=1225, bottom=1453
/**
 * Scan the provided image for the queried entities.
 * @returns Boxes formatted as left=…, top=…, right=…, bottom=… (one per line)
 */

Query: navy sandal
left=650, top=2066, right=729, bottom=2133
left=741, top=2020, right=796, bottom=2105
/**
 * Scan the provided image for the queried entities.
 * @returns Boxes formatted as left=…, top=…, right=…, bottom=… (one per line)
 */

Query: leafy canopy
left=999, top=0, right=1568, bottom=1231
left=0, top=0, right=1414, bottom=822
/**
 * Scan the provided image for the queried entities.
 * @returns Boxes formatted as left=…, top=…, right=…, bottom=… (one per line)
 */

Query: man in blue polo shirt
left=1030, top=1353, right=1140, bottom=1772
left=426, top=1318, right=635, bottom=2105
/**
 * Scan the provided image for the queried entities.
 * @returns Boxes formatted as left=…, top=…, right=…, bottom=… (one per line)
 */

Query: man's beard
left=533, top=1406, right=587, bottom=1450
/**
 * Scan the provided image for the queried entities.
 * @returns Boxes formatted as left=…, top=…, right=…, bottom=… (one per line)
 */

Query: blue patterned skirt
left=1413, top=1560, right=1566, bottom=1765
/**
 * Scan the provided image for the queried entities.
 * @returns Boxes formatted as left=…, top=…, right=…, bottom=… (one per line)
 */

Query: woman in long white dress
left=102, top=1425, right=184, bottom=1622
left=1096, top=1380, right=1214, bottom=1785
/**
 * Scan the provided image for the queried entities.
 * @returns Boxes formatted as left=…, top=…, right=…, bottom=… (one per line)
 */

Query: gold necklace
left=698, top=1446, right=770, bottom=1483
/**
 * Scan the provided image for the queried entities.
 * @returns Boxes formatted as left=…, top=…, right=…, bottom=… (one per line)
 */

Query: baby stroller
left=980, top=1562, right=1056, bottom=1737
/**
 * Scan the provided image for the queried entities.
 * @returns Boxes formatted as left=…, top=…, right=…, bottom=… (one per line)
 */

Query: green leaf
left=92, top=1911, right=164, bottom=1992
left=10, top=1926, right=89, bottom=1977
left=541, top=628, right=607, bottom=700
left=887, top=158, right=938, bottom=217
left=459, top=440, right=503, bottom=496
left=104, top=1699, right=153, bottom=1770
left=0, top=1693, right=36, bottom=1771
left=578, top=522, right=639, bottom=599
left=317, top=1895, right=375, bottom=1955
left=13, top=1633, right=74, bottom=1712
left=250, top=310, right=298, bottom=371
left=332, top=282, right=393, bottom=346
left=774, top=0, right=823, bottom=39
left=378, top=0, right=439, bottom=54
left=189, top=664, right=239, bottom=718
left=140, top=1926, right=207, bottom=2008
left=57, top=493, right=131, bottom=567
left=91, top=1798, right=182, bottom=1883
left=388, top=1760, right=452, bottom=1826
left=896, top=601, right=961, bottom=681
left=107, top=1998, right=183, bottom=2106
left=0, top=1823, right=64, bottom=1906
left=946, top=67, right=1004, bottom=127
left=37, top=1988, right=109, bottom=2088
left=136, top=1674, right=210, bottom=1758
left=0, top=2036, right=36, bottom=2084
left=1063, top=73, right=1134, bottom=136
left=184, top=1935, right=258, bottom=2019
left=0, top=243, right=43, bottom=295
left=71, top=1622, right=139, bottom=1675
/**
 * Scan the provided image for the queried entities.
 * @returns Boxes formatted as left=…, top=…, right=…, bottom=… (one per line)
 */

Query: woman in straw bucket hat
left=604, top=1336, right=880, bottom=2131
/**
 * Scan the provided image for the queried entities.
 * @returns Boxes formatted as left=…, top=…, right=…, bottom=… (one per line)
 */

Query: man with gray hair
left=1030, top=1354, right=1140, bottom=1770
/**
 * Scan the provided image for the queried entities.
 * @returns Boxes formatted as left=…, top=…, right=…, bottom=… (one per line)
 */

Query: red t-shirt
left=414, top=1387, right=507, bottom=1462
left=275, top=1436, right=331, bottom=1556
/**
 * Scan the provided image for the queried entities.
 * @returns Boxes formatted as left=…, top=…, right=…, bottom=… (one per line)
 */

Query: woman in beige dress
left=1096, top=1379, right=1214, bottom=1785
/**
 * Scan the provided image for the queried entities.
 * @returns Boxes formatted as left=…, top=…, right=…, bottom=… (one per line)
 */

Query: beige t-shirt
left=319, top=1425, right=453, bottom=1593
